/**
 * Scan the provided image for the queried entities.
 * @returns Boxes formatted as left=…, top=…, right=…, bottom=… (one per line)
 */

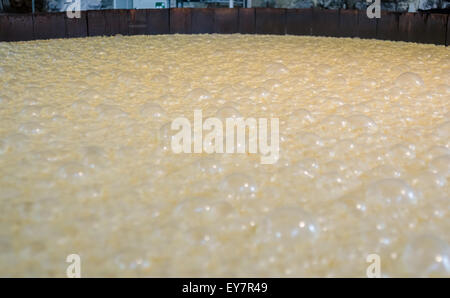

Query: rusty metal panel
left=147, top=9, right=169, bottom=35
left=103, top=9, right=129, bottom=36
left=191, top=8, right=214, bottom=34
left=128, top=9, right=147, bottom=35
left=238, top=8, right=255, bottom=34
left=376, top=11, right=399, bottom=41
left=0, top=14, right=34, bottom=42
left=312, top=8, right=339, bottom=37
left=34, top=12, right=66, bottom=40
left=424, top=14, right=447, bottom=45
left=170, top=8, right=192, bottom=34
left=399, top=13, right=426, bottom=43
left=447, top=15, right=450, bottom=46
left=87, top=10, right=107, bottom=36
left=286, top=8, right=312, bottom=35
left=357, top=9, right=377, bottom=39
left=65, top=11, right=88, bottom=38
left=255, top=8, right=285, bottom=35
left=214, top=8, right=238, bottom=34
left=339, top=9, right=358, bottom=38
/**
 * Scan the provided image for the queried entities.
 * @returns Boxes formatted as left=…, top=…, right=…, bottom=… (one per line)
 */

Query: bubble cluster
left=0, top=35, right=448, bottom=277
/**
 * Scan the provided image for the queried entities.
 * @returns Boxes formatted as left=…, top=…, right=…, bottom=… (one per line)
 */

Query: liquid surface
left=0, top=35, right=449, bottom=277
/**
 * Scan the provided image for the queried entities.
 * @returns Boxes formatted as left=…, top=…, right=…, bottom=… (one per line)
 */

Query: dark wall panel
left=424, top=13, right=447, bottom=45
left=339, top=9, right=358, bottom=38
left=357, top=9, right=377, bottom=39
left=399, top=13, right=426, bottom=43
left=65, top=11, right=88, bottom=38
left=128, top=9, right=147, bottom=35
left=34, top=12, right=66, bottom=40
left=0, top=14, right=34, bottom=42
left=147, top=9, right=169, bottom=34
left=104, top=9, right=129, bottom=36
left=0, top=9, right=448, bottom=45
left=191, top=8, right=214, bottom=34
left=377, top=11, right=399, bottom=41
left=286, top=8, right=312, bottom=35
left=238, top=8, right=255, bottom=34
left=447, top=15, right=450, bottom=46
left=312, top=8, right=339, bottom=37
left=214, top=8, right=238, bottom=34
left=255, top=8, right=286, bottom=35
left=170, top=8, right=192, bottom=34
left=87, top=10, right=107, bottom=36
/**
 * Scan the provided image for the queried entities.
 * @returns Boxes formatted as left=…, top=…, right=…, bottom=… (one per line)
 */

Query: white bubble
left=215, top=106, right=241, bottom=120
left=266, top=62, right=289, bottom=76
left=140, top=103, right=166, bottom=120
left=428, top=155, right=450, bottom=177
left=219, top=173, right=257, bottom=200
left=57, top=162, right=87, bottom=180
left=347, top=114, right=377, bottom=132
left=395, top=72, right=424, bottom=88
left=186, top=88, right=212, bottom=103
left=402, top=234, right=450, bottom=277
left=260, top=207, right=319, bottom=242
left=366, top=178, right=418, bottom=207
left=18, top=121, right=45, bottom=136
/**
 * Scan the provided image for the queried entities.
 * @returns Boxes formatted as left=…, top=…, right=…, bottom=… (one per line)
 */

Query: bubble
left=366, top=164, right=403, bottom=180
left=385, top=144, right=416, bottom=163
left=140, top=103, right=166, bottom=120
left=288, top=109, right=315, bottom=128
left=57, top=162, right=87, bottom=180
left=260, top=207, right=319, bottom=242
left=347, top=114, right=377, bottom=132
left=330, top=140, right=356, bottom=158
left=173, top=198, right=234, bottom=228
left=394, top=72, right=424, bottom=88
left=0, top=94, right=11, bottom=105
left=423, top=146, right=450, bottom=160
left=96, top=104, right=128, bottom=119
left=151, top=73, right=169, bottom=84
left=297, top=132, right=324, bottom=148
left=316, top=63, right=332, bottom=75
left=71, top=99, right=93, bottom=113
left=291, top=158, right=319, bottom=178
left=219, top=173, right=257, bottom=200
left=77, top=88, right=101, bottom=101
left=320, top=115, right=347, bottom=129
left=402, top=234, right=450, bottom=277
left=4, top=133, right=30, bottom=151
left=0, top=134, right=10, bottom=155
left=263, top=79, right=281, bottom=91
left=20, top=106, right=42, bottom=118
left=186, top=88, right=212, bottom=103
left=428, top=155, right=450, bottom=177
left=195, top=157, right=224, bottom=175
left=411, top=172, right=447, bottom=192
left=18, top=121, right=45, bottom=136
left=433, top=121, right=450, bottom=139
left=215, top=106, right=241, bottom=121
left=82, top=146, right=108, bottom=169
left=250, top=87, right=270, bottom=100
left=366, top=178, right=418, bottom=207
left=266, top=62, right=289, bottom=76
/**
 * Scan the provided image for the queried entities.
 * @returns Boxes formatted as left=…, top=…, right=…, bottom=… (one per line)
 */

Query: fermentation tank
left=0, top=7, right=449, bottom=278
